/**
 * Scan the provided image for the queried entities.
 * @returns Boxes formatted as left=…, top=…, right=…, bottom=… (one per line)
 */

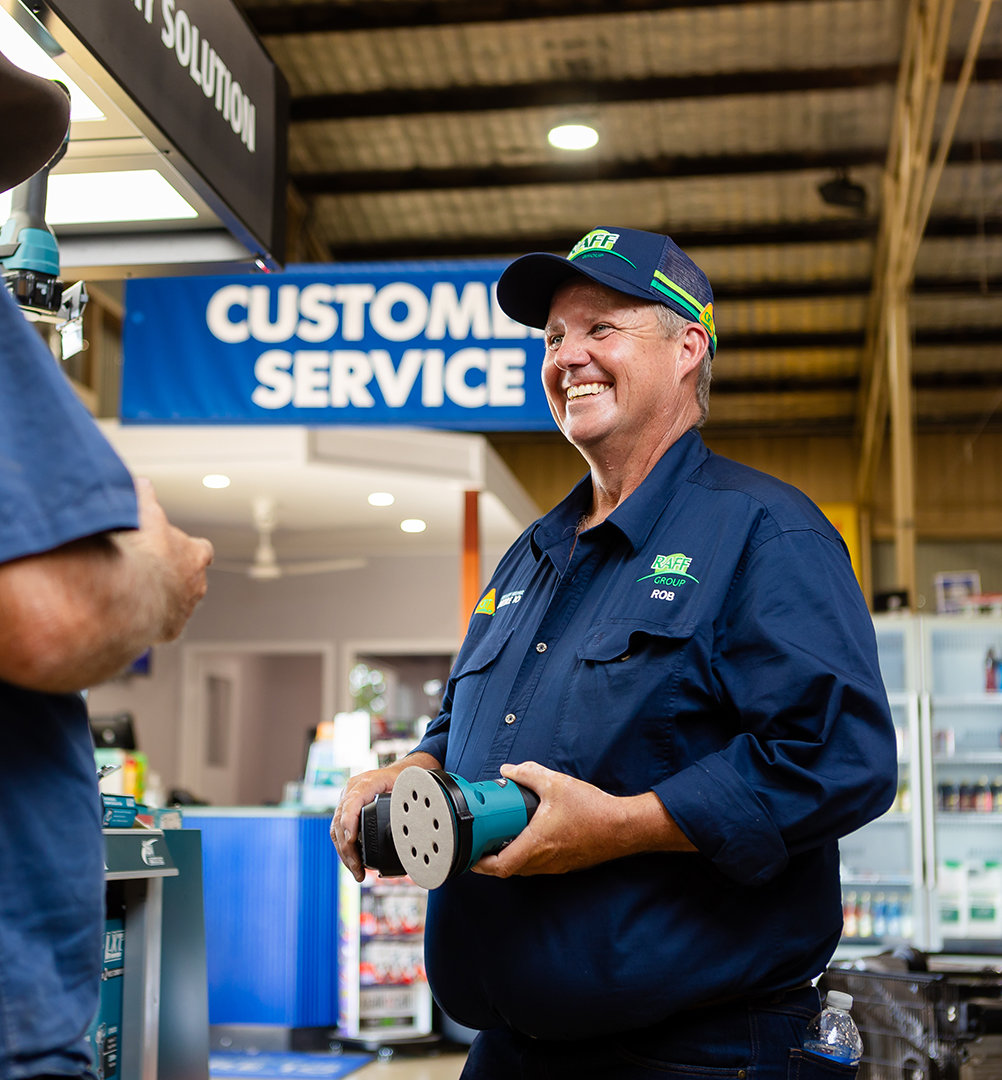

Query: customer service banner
left=122, top=263, right=554, bottom=429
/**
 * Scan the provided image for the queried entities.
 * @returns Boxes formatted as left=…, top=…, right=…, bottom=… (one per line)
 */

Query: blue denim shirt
left=0, top=285, right=137, bottom=1080
left=415, top=428, right=897, bottom=1039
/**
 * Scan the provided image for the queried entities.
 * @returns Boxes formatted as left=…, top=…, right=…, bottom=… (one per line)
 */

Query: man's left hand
left=471, top=760, right=695, bottom=878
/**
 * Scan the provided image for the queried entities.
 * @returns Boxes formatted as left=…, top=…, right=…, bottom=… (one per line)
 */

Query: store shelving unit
left=336, top=865, right=433, bottom=1049
left=836, top=615, right=1002, bottom=958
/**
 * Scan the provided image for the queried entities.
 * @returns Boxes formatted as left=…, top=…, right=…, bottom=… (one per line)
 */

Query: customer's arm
left=0, top=478, right=213, bottom=693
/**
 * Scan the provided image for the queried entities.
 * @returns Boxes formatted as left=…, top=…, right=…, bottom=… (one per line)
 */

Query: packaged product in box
left=84, top=918, right=125, bottom=1080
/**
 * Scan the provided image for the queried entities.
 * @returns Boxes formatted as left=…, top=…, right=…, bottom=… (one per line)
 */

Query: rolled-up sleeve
left=657, top=527, right=898, bottom=885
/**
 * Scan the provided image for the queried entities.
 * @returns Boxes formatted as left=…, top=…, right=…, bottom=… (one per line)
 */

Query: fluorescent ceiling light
left=0, top=11, right=104, bottom=122
left=0, top=170, right=198, bottom=224
left=202, top=474, right=231, bottom=489
left=548, top=123, right=599, bottom=151
left=368, top=492, right=395, bottom=507
left=400, top=518, right=427, bottom=534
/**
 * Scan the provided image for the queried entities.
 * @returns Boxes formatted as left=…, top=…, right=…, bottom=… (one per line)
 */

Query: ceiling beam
left=287, top=58, right=1001, bottom=122
left=321, top=214, right=1001, bottom=260
left=248, top=0, right=849, bottom=35
left=291, top=141, right=1001, bottom=196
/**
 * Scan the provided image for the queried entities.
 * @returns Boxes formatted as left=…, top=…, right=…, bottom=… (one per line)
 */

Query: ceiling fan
left=213, top=495, right=366, bottom=581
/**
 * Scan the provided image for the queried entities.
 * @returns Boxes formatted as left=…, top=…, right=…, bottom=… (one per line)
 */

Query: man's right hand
left=331, top=752, right=441, bottom=881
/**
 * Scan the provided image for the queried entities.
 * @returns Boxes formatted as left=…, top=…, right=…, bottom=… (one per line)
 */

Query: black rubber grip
left=360, top=793, right=406, bottom=877
left=517, top=783, right=539, bottom=822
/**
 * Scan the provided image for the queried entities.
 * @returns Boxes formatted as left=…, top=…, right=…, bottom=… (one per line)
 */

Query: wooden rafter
left=854, top=0, right=996, bottom=606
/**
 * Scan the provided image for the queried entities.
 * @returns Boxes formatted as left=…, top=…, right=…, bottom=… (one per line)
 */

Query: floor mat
left=209, top=1051, right=374, bottom=1079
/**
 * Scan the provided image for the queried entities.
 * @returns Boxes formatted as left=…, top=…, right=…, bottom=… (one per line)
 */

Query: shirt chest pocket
left=444, top=623, right=516, bottom=772
left=550, top=616, right=698, bottom=791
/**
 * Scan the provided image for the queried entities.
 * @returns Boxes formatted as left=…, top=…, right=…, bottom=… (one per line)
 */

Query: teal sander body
left=360, top=765, right=539, bottom=889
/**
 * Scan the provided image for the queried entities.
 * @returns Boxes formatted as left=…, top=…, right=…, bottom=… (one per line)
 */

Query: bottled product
left=986, top=648, right=999, bottom=692
left=804, top=990, right=863, bottom=1066
left=967, top=861, right=1002, bottom=937
left=938, top=859, right=968, bottom=937
left=843, top=892, right=858, bottom=937
left=857, top=892, right=873, bottom=939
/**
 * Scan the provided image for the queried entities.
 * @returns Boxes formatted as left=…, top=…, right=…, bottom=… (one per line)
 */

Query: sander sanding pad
left=390, top=766, right=458, bottom=889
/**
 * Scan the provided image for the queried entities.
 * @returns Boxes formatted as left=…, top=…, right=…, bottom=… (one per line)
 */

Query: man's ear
left=677, top=323, right=710, bottom=378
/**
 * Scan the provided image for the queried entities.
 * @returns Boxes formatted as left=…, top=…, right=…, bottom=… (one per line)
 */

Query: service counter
left=181, top=807, right=340, bottom=1048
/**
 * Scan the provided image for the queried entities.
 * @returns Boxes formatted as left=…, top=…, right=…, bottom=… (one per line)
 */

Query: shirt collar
left=530, top=428, right=709, bottom=558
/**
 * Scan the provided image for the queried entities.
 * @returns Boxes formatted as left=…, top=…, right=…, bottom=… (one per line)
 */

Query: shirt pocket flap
left=452, top=623, right=516, bottom=679
left=577, top=617, right=697, bottom=662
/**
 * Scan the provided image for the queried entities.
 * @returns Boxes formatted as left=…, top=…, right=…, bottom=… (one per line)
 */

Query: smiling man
left=332, top=227, right=897, bottom=1079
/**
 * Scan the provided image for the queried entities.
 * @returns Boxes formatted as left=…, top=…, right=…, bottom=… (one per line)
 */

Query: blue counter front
left=183, top=808, right=338, bottom=1030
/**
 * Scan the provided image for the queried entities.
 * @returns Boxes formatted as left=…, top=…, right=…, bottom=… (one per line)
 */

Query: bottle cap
left=826, top=990, right=853, bottom=1010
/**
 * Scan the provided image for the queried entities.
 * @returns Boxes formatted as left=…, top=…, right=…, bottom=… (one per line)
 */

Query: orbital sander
left=359, top=765, right=539, bottom=889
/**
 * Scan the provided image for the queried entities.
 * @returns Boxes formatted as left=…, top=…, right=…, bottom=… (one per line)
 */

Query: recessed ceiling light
left=548, top=123, right=599, bottom=151
left=400, top=518, right=427, bottom=534
left=0, top=169, right=198, bottom=225
left=202, top=474, right=231, bottom=489
left=368, top=492, right=395, bottom=507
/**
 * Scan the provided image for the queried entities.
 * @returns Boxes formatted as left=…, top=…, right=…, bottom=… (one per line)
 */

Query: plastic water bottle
left=804, top=990, right=863, bottom=1066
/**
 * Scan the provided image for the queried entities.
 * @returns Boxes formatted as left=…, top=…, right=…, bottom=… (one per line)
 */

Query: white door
left=186, top=654, right=244, bottom=805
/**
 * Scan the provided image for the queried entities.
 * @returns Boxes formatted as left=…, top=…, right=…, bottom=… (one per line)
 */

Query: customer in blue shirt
left=0, top=53, right=213, bottom=1080
left=333, top=226, right=897, bottom=1079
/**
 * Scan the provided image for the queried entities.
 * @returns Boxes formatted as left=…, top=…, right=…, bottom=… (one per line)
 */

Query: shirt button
left=504, top=713, right=516, bottom=725
left=535, top=642, right=547, bottom=653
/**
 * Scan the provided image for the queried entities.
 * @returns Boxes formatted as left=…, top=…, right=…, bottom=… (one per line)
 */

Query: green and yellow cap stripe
left=651, top=270, right=717, bottom=352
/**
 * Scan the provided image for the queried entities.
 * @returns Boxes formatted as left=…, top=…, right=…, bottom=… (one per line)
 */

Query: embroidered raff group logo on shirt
left=637, top=553, right=699, bottom=602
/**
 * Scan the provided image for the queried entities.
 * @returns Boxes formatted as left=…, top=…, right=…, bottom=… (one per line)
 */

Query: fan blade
left=277, top=557, right=367, bottom=576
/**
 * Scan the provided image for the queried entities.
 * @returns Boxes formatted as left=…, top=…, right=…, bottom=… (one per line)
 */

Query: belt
left=684, top=979, right=817, bottom=1014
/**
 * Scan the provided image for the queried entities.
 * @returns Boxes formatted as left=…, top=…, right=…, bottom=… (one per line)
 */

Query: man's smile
left=566, top=382, right=611, bottom=401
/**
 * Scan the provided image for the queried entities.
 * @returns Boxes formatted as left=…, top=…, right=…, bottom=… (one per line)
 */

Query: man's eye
left=547, top=334, right=563, bottom=349
left=592, top=323, right=611, bottom=334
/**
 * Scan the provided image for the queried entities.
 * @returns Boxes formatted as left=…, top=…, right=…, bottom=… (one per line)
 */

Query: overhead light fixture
left=368, top=492, right=395, bottom=507
left=202, top=474, right=231, bottom=489
left=0, top=170, right=198, bottom=225
left=400, top=518, right=427, bottom=534
left=818, top=170, right=867, bottom=214
left=547, top=123, right=599, bottom=151
left=0, top=10, right=104, bottom=122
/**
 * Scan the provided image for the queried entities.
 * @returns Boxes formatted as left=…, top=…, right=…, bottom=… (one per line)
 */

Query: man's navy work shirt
left=0, top=284, right=137, bottom=1080
left=414, top=428, right=897, bottom=1040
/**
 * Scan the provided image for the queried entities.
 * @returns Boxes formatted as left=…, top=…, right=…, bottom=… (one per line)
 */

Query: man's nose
left=550, top=334, right=590, bottom=370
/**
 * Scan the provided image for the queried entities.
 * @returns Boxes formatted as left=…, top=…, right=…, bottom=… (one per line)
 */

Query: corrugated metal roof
left=239, top=0, right=1002, bottom=435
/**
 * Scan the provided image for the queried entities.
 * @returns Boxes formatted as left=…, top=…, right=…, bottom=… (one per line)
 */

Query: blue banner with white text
left=122, top=262, right=553, bottom=429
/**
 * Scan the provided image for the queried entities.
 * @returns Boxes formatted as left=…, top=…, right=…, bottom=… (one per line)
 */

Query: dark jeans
left=460, top=986, right=859, bottom=1080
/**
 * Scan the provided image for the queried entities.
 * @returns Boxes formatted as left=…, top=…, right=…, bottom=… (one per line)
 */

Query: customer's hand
left=128, top=477, right=214, bottom=641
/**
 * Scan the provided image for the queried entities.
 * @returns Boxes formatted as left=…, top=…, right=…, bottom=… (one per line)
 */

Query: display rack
left=336, top=864, right=433, bottom=1050
left=97, top=829, right=178, bottom=1080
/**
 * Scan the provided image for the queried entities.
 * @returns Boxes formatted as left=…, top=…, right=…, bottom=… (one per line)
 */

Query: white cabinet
left=921, top=617, right=1002, bottom=950
left=838, top=617, right=927, bottom=955
left=836, top=615, right=1002, bottom=957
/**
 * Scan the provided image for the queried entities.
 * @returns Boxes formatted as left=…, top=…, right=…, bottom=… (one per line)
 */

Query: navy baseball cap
left=496, top=226, right=717, bottom=358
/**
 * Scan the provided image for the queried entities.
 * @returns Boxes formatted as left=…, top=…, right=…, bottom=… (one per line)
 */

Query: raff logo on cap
left=699, top=302, right=716, bottom=344
left=568, top=230, right=635, bottom=267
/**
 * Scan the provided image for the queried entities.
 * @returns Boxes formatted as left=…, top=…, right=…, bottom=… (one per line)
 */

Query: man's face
left=541, top=279, right=692, bottom=456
